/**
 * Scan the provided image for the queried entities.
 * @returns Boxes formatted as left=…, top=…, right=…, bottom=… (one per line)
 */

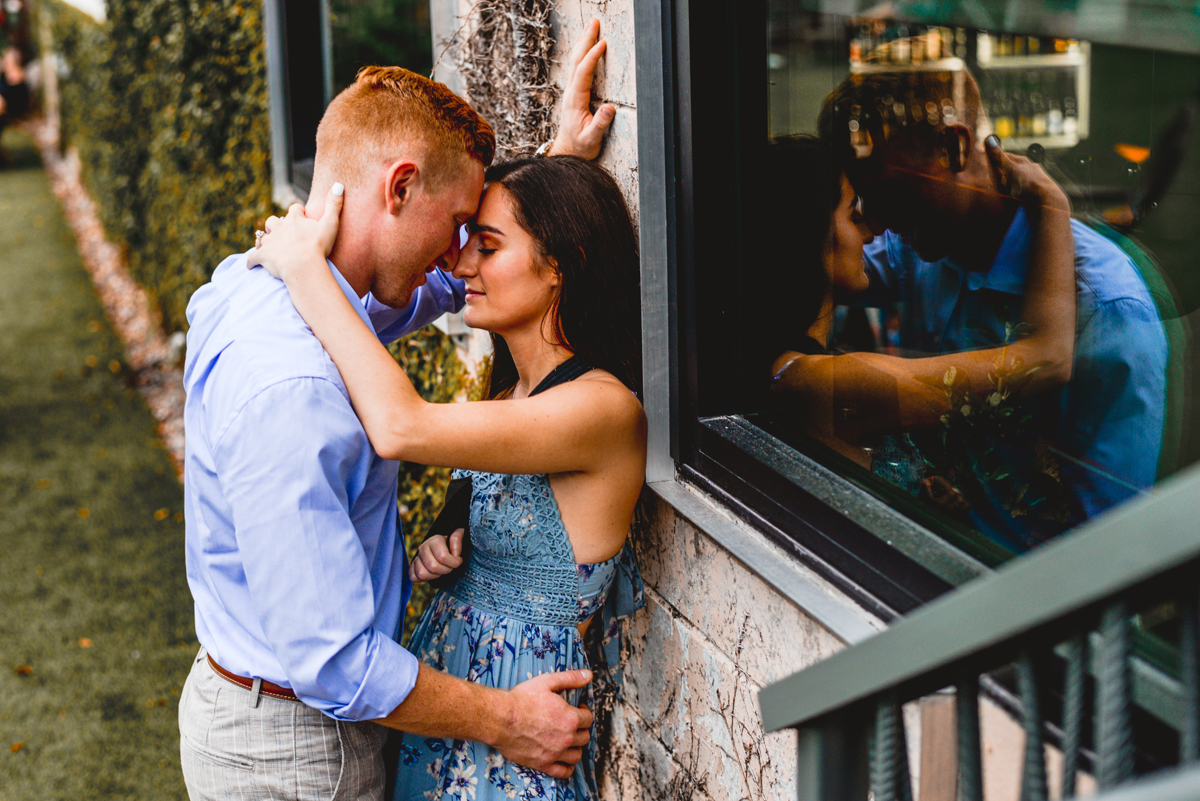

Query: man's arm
left=366, top=267, right=466, bottom=345
left=212, top=377, right=419, bottom=720
left=375, top=664, right=593, bottom=779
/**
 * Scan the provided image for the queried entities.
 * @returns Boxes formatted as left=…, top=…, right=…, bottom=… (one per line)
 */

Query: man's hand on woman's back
left=497, top=670, right=595, bottom=778
left=374, top=663, right=594, bottom=777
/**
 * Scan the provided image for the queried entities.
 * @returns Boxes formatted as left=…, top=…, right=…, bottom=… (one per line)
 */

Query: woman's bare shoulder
left=545, top=369, right=646, bottom=429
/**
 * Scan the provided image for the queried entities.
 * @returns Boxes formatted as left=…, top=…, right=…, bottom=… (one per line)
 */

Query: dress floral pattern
left=393, top=470, right=644, bottom=801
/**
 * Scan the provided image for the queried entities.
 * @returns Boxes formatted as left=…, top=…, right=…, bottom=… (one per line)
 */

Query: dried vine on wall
left=451, top=0, right=559, bottom=161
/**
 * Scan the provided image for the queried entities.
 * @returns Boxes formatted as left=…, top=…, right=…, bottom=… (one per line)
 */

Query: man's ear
left=939, top=124, right=973, bottom=173
left=384, top=160, right=419, bottom=216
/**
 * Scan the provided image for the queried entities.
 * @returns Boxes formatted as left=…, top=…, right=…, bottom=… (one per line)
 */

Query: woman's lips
left=465, top=289, right=485, bottom=300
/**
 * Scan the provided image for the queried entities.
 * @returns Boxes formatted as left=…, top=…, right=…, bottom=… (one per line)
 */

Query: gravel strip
left=21, top=117, right=186, bottom=478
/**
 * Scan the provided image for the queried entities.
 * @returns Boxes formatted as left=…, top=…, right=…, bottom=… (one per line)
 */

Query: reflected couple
left=766, top=68, right=1168, bottom=553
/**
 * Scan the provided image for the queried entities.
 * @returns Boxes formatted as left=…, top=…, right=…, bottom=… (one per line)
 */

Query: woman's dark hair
left=763, top=134, right=844, bottom=340
left=479, top=155, right=642, bottom=399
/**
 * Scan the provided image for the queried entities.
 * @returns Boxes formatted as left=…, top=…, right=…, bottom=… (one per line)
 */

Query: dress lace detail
left=393, top=469, right=644, bottom=801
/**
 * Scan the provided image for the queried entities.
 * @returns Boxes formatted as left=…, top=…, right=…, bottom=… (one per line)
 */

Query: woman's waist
left=447, top=549, right=597, bottom=627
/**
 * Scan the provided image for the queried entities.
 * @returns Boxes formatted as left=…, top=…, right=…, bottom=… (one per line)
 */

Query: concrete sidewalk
left=0, top=128, right=193, bottom=799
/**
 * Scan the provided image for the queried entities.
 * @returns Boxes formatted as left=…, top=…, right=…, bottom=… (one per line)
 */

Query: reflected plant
left=918, top=347, right=1076, bottom=543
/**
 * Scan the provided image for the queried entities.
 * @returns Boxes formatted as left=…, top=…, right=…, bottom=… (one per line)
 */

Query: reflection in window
left=331, top=0, right=431, bottom=92
left=269, top=0, right=431, bottom=198
left=755, top=4, right=1198, bottom=562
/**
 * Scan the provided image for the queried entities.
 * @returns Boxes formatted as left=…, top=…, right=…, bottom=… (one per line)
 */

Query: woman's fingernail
left=985, top=134, right=1001, bottom=150
left=332, top=182, right=344, bottom=197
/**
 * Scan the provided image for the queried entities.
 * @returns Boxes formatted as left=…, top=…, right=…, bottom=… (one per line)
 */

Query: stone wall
left=600, top=491, right=852, bottom=800
left=428, top=3, right=859, bottom=797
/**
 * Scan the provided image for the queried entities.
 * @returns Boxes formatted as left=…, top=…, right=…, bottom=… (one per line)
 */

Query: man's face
left=849, top=146, right=963, bottom=263
left=373, top=159, right=486, bottom=307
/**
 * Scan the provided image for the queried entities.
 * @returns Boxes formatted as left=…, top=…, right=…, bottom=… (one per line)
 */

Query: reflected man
left=818, top=68, right=1167, bottom=550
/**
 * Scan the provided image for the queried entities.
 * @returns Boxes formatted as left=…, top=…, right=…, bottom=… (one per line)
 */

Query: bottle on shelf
left=977, top=31, right=992, bottom=62
left=1015, top=73, right=1033, bottom=137
left=1047, top=90, right=1065, bottom=136
left=892, top=27, right=911, bottom=63
left=993, top=79, right=1016, bottom=140
left=1030, top=72, right=1048, bottom=137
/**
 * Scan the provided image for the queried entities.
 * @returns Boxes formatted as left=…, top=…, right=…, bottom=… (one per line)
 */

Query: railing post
left=956, top=674, right=983, bottom=801
left=1181, top=585, right=1200, bottom=764
left=871, top=694, right=913, bottom=801
left=1018, top=649, right=1049, bottom=801
left=1096, top=600, right=1134, bottom=788
left=796, top=715, right=869, bottom=801
left=1061, top=631, right=1088, bottom=798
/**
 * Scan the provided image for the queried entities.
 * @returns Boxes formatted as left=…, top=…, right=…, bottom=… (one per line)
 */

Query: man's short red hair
left=315, top=66, right=496, bottom=189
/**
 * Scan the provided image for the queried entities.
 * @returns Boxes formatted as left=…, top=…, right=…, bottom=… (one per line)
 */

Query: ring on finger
left=254, top=229, right=265, bottom=248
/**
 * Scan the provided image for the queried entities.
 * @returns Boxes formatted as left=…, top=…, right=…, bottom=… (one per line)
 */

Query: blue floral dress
left=393, top=469, right=645, bottom=801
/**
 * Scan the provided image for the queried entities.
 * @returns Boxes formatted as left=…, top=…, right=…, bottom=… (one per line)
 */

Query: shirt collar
left=948, top=206, right=1031, bottom=295
left=326, top=259, right=378, bottom=335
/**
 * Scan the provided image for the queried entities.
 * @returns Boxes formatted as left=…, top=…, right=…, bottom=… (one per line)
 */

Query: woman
left=253, top=155, right=644, bottom=801
left=765, top=134, right=1076, bottom=517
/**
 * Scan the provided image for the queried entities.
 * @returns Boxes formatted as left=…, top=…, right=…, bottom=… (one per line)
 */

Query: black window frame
left=264, top=0, right=334, bottom=203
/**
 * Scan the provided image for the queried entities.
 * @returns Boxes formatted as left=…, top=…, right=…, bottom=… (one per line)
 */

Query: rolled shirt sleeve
left=211, top=378, right=418, bottom=720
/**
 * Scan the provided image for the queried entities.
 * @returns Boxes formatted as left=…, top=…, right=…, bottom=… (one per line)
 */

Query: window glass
left=273, top=0, right=431, bottom=197
left=330, top=0, right=431, bottom=92
left=722, top=1, right=1200, bottom=568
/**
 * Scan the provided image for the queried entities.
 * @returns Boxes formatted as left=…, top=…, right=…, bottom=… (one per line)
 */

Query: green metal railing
left=760, top=463, right=1200, bottom=801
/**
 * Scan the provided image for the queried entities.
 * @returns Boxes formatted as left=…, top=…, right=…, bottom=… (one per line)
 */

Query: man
left=818, top=67, right=1168, bottom=550
left=180, top=26, right=616, bottom=799
left=0, top=45, right=29, bottom=166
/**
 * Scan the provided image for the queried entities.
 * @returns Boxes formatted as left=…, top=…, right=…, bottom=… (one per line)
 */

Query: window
left=263, top=0, right=431, bottom=201
left=665, top=0, right=1200, bottom=618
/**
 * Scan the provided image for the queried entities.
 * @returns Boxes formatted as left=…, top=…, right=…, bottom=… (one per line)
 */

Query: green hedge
left=43, top=0, right=274, bottom=333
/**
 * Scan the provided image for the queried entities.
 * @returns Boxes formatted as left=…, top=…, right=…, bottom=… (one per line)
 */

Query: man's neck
left=948, top=200, right=1020, bottom=272
left=309, top=188, right=374, bottom=298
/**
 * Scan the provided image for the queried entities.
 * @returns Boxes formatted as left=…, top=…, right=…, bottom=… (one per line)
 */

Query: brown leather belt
left=207, top=655, right=300, bottom=702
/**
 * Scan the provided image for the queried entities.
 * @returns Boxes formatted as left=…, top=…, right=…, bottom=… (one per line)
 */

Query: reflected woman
left=764, top=135, right=1076, bottom=513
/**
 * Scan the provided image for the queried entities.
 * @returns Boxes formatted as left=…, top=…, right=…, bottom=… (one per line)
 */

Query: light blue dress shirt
left=183, top=251, right=465, bottom=720
left=858, top=210, right=1168, bottom=547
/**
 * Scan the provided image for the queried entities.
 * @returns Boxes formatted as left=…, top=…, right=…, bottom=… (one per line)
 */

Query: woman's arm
left=773, top=142, right=1075, bottom=442
left=249, top=197, right=646, bottom=474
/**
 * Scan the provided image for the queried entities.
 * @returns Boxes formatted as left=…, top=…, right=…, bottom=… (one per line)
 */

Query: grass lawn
left=0, top=127, right=194, bottom=800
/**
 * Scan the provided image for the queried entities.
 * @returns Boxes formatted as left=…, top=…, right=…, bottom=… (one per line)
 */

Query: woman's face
left=824, top=174, right=876, bottom=294
left=452, top=184, right=560, bottom=335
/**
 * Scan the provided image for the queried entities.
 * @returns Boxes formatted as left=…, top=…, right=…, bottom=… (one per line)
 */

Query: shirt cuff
left=325, top=631, right=420, bottom=722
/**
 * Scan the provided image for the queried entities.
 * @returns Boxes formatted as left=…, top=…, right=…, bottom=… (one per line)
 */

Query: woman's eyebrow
left=467, top=221, right=504, bottom=236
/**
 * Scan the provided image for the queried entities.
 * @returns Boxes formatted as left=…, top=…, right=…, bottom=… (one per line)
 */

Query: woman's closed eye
left=477, top=247, right=497, bottom=255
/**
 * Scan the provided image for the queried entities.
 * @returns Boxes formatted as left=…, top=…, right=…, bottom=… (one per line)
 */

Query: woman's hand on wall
left=547, top=19, right=616, bottom=160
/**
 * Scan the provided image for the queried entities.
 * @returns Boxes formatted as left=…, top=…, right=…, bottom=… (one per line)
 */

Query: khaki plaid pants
left=179, top=648, right=388, bottom=801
